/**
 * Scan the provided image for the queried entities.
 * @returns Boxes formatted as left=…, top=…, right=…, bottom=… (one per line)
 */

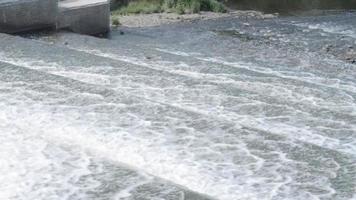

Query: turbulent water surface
left=0, top=11, right=355, bottom=200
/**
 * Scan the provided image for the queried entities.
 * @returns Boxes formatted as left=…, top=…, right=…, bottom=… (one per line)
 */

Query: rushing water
left=0, top=11, right=356, bottom=200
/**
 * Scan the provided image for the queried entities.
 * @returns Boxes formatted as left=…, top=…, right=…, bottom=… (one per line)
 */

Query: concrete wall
left=57, top=0, right=110, bottom=35
left=0, top=0, right=58, bottom=33
left=0, top=0, right=110, bottom=35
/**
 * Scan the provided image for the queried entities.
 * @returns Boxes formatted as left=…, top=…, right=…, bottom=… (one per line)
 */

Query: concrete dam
left=0, top=0, right=110, bottom=35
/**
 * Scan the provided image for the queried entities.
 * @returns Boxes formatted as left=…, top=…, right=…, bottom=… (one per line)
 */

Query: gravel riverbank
left=114, top=10, right=277, bottom=27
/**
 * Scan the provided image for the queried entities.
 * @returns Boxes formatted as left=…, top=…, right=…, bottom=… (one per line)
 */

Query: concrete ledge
left=57, top=0, right=110, bottom=35
left=0, top=0, right=58, bottom=33
left=0, top=0, right=110, bottom=35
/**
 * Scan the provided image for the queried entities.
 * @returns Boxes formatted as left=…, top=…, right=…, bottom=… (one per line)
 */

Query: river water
left=0, top=11, right=355, bottom=200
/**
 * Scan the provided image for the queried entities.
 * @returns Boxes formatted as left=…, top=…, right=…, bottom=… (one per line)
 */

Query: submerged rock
left=214, top=30, right=256, bottom=41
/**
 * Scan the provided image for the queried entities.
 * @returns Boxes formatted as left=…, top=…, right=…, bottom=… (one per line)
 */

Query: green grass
left=112, top=17, right=121, bottom=26
left=113, top=0, right=226, bottom=15
left=113, top=1, right=162, bottom=15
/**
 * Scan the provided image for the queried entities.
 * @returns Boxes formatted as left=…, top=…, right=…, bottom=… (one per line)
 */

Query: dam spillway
left=0, top=0, right=110, bottom=35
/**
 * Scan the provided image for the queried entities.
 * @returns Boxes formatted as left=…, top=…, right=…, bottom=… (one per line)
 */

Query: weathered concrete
left=57, top=0, right=110, bottom=35
left=0, top=0, right=110, bottom=35
left=0, top=0, right=58, bottom=33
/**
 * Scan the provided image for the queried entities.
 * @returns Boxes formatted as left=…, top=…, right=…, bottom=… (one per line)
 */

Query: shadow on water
left=225, top=0, right=356, bottom=14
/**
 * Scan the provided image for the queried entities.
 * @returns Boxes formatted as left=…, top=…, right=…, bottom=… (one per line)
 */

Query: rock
left=324, top=44, right=333, bottom=52
left=262, top=14, right=276, bottom=19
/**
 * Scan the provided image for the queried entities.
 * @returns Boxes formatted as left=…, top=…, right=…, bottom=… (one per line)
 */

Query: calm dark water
left=225, top=0, right=356, bottom=13
left=0, top=11, right=355, bottom=200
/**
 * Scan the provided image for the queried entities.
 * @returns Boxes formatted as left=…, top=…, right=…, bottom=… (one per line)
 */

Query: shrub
left=200, top=0, right=226, bottom=12
left=112, top=0, right=226, bottom=15
left=112, top=17, right=121, bottom=26
left=162, top=0, right=176, bottom=11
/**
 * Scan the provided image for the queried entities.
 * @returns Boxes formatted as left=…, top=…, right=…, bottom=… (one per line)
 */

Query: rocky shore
left=114, top=10, right=277, bottom=28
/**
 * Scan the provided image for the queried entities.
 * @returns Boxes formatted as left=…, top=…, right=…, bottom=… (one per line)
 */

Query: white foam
left=0, top=35, right=354, bottom=200
left=296, top=22, right=356, bottom=39
left=2, top=48, right=355, bottom=155
left=0, top=102, right=262, bottom=200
